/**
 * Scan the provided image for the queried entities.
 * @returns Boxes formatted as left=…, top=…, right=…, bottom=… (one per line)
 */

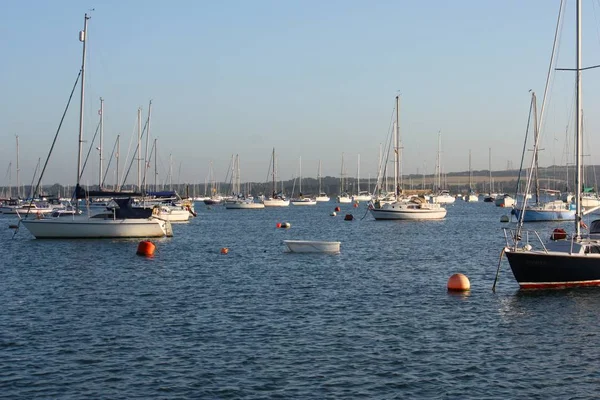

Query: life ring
left=152, top=206, right=160, bottom=216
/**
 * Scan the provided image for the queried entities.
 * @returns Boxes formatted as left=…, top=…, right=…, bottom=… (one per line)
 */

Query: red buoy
left=136, top=241, right=156, bottom=257
left=221, top=247, right=229, bottom=254
left=353, top=202, right=359, bottom=208
left=334, top=206, right=341, bottom=212
left=551, top=228, right=567, bottom=240
left=276, top=222, right=282, bottom=228
left=447, top=273, right=470, bottom=291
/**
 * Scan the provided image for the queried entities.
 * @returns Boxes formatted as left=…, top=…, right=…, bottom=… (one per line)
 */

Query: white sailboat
left=336, top=152, right=352, bottom=203
left=464, top=150, right=479, bottom=202
left=352, top=154, right=372, bottom=202
left=262, top=148, right=290, bottom=207
left=291, top=157, right=317, bottom=206
left=225, top=155, right=265, bottom=209
left=430, top=131, right=455, bottom=204
left=370, top=95, right=447, bottom=220
left=20, top=14, right=172, bottom=239
left=315, top=160, right=330, bottom=202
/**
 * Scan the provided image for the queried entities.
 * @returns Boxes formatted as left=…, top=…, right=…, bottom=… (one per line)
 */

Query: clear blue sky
left=2, top=0, right=600, bottom=187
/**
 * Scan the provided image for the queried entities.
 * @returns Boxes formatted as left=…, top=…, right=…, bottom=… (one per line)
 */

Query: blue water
left=1, top=201, right=599, bottom=399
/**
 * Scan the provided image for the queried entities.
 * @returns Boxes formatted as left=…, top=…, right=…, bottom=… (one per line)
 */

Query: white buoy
left=330, top=211, right=337, bottom=216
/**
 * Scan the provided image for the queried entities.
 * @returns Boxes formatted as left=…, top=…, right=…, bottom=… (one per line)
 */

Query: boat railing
left=502, top=227, right=549, bottom=253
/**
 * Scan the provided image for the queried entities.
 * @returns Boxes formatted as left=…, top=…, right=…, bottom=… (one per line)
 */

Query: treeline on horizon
left=1, top=164, right=598, bottom=199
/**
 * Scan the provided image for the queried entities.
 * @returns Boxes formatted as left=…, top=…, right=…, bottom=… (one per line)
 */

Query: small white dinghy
left=283, top=240, right=341, bottom=254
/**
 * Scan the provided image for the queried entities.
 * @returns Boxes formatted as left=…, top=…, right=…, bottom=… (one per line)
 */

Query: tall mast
left=154, top=138, right=158, bottom=191
left=575, top=0, right=583, bottom=237
left=116, top=135, right=120, bottom=191
left=99, top=97, right=104, bottom=189
left=357, top=154, right=361, bottom=193
left=488, top=147, right=492, bottom=194
left=468, top=150, right=472, bottom=191
left=299, top=156, right=302, bottom=195
left=532, top=92, right=540, bottom=205
left=137, top=107, right=142, bottom=191
left=144, top=100, right=152, bottom=193
left=76, top=14, right=90, bottom=200
left=395, top=95, right=400, bottom=196
left=15, top=135, right=20, bottom=198
left=169, top=153, right=173, bottom=191
left=436, top=131, right=441, bottom=191
left=340, top=152, right=345, bottom=194
left=272, top=148, right=276, bottom=197
left=318, top=160, right=322, bottom=194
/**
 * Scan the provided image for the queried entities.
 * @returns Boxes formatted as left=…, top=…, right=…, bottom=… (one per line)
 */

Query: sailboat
left=315, top=160, right=330, bottom=202
left=482, top=148, right=498, bottom=202
left=503, top=0, right=600, bottom=288
left=336, top=153, right=352, bottom=203
left=20, top=14, right=172, bottom=239
left=463, top=150, right=478, bottom=202
left=352, top=154, right=372, bottom=202
left=291, top=157, right=317, bottom=206
left=430, top=131, right=455, bottom=204
left=370, top=95, right=447, bottom=220
left=512, top=92, right=575, bottom=222
left=262, top=148, right=290, bottom=207
left=225, top=155, right=264, bottom=209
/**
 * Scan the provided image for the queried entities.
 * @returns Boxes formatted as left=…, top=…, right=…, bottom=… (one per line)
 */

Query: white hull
left=159, top=208, right=190, bottom=222
left=283, top=240, right=341, bottom=254
left=21, top=216, right=172, bottom=239
left=1, top=206, right=54, bottom=215
left=263, top=198, right=290, bottom=207
left=431, top=194, right=455, bottom=204
left=370, top=201, right=447, bottom=220
left=495, top=195, right=515, bottom=207
left=291, top=199, right=317, bottom=206
left=337, top=196, right=352, bottom=203
left=315, top=195, right=330, bottom=202
left=352, top=195, right=372, bottom=202
left=225, top=201, right=265, bottom=209
left=464, top=194, right=479, bottom=202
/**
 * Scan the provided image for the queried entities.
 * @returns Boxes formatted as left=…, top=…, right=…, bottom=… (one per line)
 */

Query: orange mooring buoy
left=447, top=273, right=470, bottom=291
left=334, top=206, right=341, bottom=212
left=353, top=202, right=359, bottom=208
left=221, top=247, right=229, bottom=254
left=136, top=240, right=156, bottom=257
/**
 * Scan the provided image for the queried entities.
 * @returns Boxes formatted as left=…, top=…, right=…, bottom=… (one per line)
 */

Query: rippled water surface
left=2, top=201, right=600, bottom=399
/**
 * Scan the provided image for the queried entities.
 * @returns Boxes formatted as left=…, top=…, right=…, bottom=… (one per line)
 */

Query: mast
left=116, top=135, right=120, bottom=191
left=340, top=152, right=345, bottom=195
left=272, top=148, right=276, bottom=197
left=169, top=153, right=173, bottom=191
left=395, top=95, right=400, bottom=196
left=532, top=92, right=540, bottom=205
left=76, top=14, right=90, bottom=204
left=137, top=107, right=142, bottom=191
left=99, top=97, right=104, bottom=190
left=357, top=154, right=360, bottom=193
left=435, top=131, right=441, bottom=191
left=154, top=138, right=158, bottom=191
left=468, top=150, right=472, bottom=192
left=299, top=156, right=302, bottom=195
left=15, top=135, right=20, bottom=198
left=144, top=101, right=152, bottom=193
left=488, top=147, right=492, bottom=194
left=318, top=160, right=322, bottom=194
left=575, top=0, right=582, bottom=237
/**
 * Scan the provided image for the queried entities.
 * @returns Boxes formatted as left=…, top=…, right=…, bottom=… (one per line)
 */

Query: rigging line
left=27, top=158, right=41, bottom=199
left=514, top=94, right=535, bottom=239
left=101, top=135, right=119, bottom=188
left=121, top=112, right=150, bottom=189
left=78, top=117, right=101, bottom=182
left=13, top=70, right=81, bottom=239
